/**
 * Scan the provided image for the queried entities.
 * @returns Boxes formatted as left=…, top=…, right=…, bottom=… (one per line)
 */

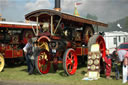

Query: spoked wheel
left=35, top=49, right=51, bottom=74
left=63, top=48, right=78, bottom=75
left=88, top=35, right=106, bottom=58
left=0, top=54, right=5, bottom=72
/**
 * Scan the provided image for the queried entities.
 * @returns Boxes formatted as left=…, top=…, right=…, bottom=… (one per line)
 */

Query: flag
left=76, top=2, right=82, bottom=5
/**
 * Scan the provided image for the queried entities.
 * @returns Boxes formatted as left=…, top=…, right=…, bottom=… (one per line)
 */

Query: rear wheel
left=88, top=35, right=106, bottom=58
left=0, top=54, right=5, bottom=72
left=63, top=48, right=78, bottom=75
left=88, top=35, right=106, bottom=74
left=35, top=49, right=51, bottom=74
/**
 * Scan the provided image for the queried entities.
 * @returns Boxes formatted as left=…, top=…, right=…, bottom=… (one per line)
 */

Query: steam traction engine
left=25, top=7, right=108, bottom=75
left=0, top=21, right=36, bottom=72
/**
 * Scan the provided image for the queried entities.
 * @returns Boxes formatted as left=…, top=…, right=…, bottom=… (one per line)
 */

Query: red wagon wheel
left=88, top=35, right=106, bottom=59
left=35, top=49, right=51, bottom=74
left=0, top=54, right=5, bottom=72
left=63, top=48, right=78, bottom=75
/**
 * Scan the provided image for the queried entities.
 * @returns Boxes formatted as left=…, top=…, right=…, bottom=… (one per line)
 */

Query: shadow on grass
left=20, top=68, right=43, bottom=75
left=81, top=71, right=86, bottom=75
left=20, top=63, right=64, bottom=75
left=59, top=71, right=68, bottom=77
left=58, top=63, right=88, bottom=77
left=4, top=63, right=26, bottom=68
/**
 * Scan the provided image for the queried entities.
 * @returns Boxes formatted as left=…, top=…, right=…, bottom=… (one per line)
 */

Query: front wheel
left=63, top=48, right=78, bottom=75
left=0, top=54, right=5, bottom=72
left=35, top=49, right=51, bottom=74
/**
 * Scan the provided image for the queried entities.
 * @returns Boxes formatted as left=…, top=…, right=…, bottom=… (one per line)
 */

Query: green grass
left=0, top=64, right=125, bottom=85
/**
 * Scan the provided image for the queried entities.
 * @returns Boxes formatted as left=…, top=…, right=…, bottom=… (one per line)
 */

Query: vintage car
left=24, top=0, right=108, bottom=75
left=116, top=42, right=128, bottom=51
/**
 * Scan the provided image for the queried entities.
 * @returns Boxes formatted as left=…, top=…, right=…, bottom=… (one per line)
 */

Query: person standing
left=23, top=39, right=33, bottom=75
left=115, top=50, right=128, bottom=84
left=123, top=51, right=128, bottom=84
left=112, top=51, right=120, bottom=80
left=105, top=49, right=112, bottom=79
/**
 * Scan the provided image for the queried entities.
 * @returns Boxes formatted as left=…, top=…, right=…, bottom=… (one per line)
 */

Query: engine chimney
left=54, top=0, right=61, bottom=11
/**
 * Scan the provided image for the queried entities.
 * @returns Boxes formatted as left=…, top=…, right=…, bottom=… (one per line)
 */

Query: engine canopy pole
left=36, top=16, right=39, bottom=36
left=51, top=15, right=53, bottom=35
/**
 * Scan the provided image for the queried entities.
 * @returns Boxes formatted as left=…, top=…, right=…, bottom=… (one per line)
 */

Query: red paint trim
left=4, top=49, right=23, bottom=58
left=83, top=48, right=88, bottom=55
left=0, top=24, right=37, bottom=29
left=96, top=35, right=106, bottom=61
left=75, top=47, right=82, bottom=56
left=5, top=50, right=13, bottom=58
left=13, top=50, right=23, bottom=58
left=51, top=36, right=61, bottom=40
left=38, top=36, right=50, bottom=42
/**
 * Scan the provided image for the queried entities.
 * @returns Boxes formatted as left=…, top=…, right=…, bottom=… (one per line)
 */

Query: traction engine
left=0, top=21, right=36, bottom=72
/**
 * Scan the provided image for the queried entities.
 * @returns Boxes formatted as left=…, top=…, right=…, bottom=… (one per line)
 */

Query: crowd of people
left=103, top=49, right=128, bottom=84
left=23, top=38, right=128, bottom=84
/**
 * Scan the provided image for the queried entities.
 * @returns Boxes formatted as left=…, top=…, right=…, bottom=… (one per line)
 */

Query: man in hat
left=23, top=39, right=33, bottom=75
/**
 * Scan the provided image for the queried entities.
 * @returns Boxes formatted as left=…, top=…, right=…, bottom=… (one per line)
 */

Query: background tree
left=86, top=13, right=98, bottom=21
left=125, top=16, right=128, bottom=29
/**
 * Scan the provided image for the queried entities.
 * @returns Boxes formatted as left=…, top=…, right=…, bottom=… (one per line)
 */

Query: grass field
left=0, top=64, right=126, bottom=85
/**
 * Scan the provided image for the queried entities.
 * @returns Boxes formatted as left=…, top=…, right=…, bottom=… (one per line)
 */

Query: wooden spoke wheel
left=0, top=54, right=5, bottom=72
left=63, top=48, right=78, bottom=75
left=88, top=35, right=106, bottom=59
left=35, top=49, right=51, bottom=74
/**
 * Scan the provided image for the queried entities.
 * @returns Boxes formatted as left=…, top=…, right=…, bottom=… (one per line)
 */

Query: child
left=105, top=49, right=112, bottom=79
left=112, top=51, right=120, bottom=80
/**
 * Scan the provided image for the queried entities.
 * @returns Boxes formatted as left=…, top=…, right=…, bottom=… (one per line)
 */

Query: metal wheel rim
left=65, top=50, right=77, bottom=75
left=96, top=36, right=106, bottom=58
left=0, top=54, right=4, bottom=72
left=37, top=50, right=50, bottom=74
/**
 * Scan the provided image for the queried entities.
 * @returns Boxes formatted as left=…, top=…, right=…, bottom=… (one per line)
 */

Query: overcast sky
left=0, top=0, right=128, bottom=23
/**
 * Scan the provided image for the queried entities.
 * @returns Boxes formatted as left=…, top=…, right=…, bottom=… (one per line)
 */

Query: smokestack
left=54, top=0, right=61, bottom=11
